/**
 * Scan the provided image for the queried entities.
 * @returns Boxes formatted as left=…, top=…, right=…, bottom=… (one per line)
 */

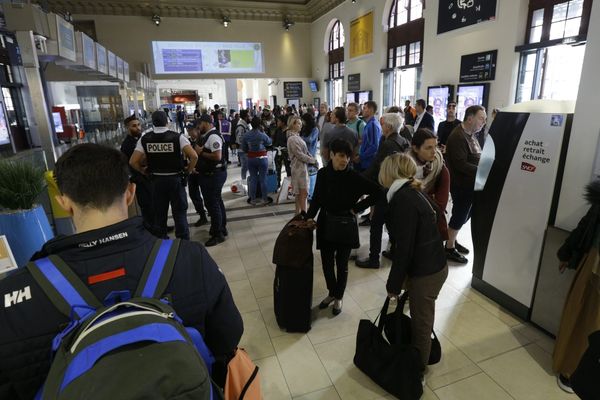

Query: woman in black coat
left=379, top=152, right=448, bottom=367
left=553, top=179, right=600, bottom=394
left=307, top=139, right=382, bottom=315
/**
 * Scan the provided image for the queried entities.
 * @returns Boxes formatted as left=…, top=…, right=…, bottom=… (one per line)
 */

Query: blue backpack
left=26, top=239, right=219, bottom=400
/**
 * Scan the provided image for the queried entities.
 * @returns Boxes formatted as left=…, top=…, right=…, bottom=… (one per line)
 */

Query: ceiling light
left=222, top=16, right=231, bottom=27
left=283, top=18, right=294, bottom=31
left=352, top=0, right=357, bottom=3
left=152, top=15, right=161, bottom=26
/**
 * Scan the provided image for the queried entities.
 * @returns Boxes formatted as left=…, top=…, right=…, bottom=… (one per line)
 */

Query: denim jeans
left=248, top=157, right=269, bottom=201
left=238, top=152, right=248, bottom=180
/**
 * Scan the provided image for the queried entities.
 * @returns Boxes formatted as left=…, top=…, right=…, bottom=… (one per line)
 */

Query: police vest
left=141, top=130, right=184, bottom=174
left=197, top=130, right=225, bottom=173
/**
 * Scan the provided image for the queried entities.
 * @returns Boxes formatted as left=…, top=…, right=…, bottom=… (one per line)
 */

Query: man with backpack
left=0, top=143, right=243, bottom=399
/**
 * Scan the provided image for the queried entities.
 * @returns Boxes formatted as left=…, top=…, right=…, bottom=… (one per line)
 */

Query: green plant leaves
left=0, top=160, right=45, bottom=210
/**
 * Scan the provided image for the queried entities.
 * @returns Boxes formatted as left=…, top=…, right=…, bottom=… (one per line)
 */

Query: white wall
left=311, top=2, right=387, bottom=106
left=421, top=0, right=529, bottom=111
left=310, top=0, right=528, bottom=111
left=555, top=0, right=600, bottom=230
left=73, top=15, right=313, bottom=80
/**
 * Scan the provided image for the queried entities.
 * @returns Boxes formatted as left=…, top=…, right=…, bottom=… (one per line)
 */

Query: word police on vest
left=4, top=286, right=32, bottom=308
left=147, top=143, right=175, bottom=153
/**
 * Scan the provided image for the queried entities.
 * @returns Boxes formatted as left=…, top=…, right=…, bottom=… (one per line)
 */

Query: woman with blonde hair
left=287, top=116, right=316, bottom=213
left=379, top=152, right=448, bottom=367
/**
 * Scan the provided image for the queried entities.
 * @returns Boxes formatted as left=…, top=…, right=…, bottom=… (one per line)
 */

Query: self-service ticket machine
left=471, top=100, right=575, bottom=323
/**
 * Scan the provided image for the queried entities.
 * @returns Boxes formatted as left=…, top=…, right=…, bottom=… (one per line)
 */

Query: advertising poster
left=456, top=85, right=486, bottom=121
left=350, top=11, right=373, bottom=59
left=428, top=86, right=451, bottom=129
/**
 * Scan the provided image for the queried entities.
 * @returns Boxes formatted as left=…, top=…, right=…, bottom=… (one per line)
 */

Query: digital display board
left=427, top=85, right=454, bottom=129
left=456, top=83, right=490, bottom=121
left=107, top=50, right=117, bottom=77
left=96, top=43, right=107, bottom=74
left=152, top=41, right=264, bottom=74
left=81, top=33, right=96, bottom=69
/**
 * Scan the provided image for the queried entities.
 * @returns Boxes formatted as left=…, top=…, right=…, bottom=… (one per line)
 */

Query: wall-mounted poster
left=438, top=0, right=497, bottom=34
left=350, top=11, right=373, bottom=59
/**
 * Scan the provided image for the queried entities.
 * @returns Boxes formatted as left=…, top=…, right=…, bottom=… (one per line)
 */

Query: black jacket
left=416, top=112, right=435, bottom=132
left=557, top=180, right=600, bottom=269
left=364, top=132, right=409, bottom=182
left=307, top=163, right=382, bottom=249
left=386, top=183, right=447, bottom=294
left=0, top=218, right=243, bottom=399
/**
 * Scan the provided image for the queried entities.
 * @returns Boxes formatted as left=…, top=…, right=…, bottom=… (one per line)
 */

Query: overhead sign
left=283, top=81, right=303, bottom=99
left=438, top=0, right=497, bottom=34
left=348, top=73, right=360, bottom=92
left=96, top=43, right=107, bottom=74
left=460, top=50, right=497, bottom=82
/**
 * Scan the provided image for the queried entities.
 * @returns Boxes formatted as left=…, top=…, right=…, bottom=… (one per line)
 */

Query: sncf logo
left=521, top=162, right=536, bottom=173
left=4, top=286, right=32, bottom=308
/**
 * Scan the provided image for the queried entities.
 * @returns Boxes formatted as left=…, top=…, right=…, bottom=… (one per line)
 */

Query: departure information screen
left=152, top=41, right=264, bottom=74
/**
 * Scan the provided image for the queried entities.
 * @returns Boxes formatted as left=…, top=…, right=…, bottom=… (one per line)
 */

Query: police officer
left=130, top=110, right=198, bottom=240
left=0, top=144, right=243, bottom=398
left=120, top=114, right=158, bottom=235
left=187, top=120, right=209, bottom=227
left=194, top=114, right=228, bottom=247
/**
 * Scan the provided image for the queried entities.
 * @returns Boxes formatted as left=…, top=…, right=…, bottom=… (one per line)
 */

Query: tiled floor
left=183, top=165, right=569, bottom=400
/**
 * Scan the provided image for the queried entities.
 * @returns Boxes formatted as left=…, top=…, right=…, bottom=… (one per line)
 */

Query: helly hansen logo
left=4, top=286, right=32, bottom=308
left=146, top=143, right=174, bottom=153
left=521, top=162, right=536, bottom=173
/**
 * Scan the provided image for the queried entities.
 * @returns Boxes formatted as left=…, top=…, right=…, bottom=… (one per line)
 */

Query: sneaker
left=265, top=197, right=274, bottom=205
left=319, top=296, right=335, bottom=309
left=205, top=235, right=225, bottom=247
left=455, top=241, right=470, bottom=255
left=359, top=218, right=371, bottom=227
left=355, top=258, right=380, bottom=269
left=557, top=374, right=574, bottom=394
left=194, top=217, right=209, bottom=227
left=332, top=299, right=343, bottom=316
left=382, top=250, right=393, bottom=260
left=445, top=247, right=468, bottom=264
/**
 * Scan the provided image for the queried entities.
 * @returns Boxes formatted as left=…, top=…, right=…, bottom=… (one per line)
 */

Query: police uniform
left=0, top=217, right=243, bottom=399
left=121, top=134, right=157, bottom=235
left=197, top=127, right=228, bottom=240
left=135, top=127, right=190, bottom=239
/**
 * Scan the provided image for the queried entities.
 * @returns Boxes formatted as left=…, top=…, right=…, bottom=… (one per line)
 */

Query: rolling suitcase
left=272, top=215, right=314, bottom=333
left=273, top=262, right=313, bottom=333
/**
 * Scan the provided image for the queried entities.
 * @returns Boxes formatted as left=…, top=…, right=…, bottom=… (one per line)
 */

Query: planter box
left=0, top=205, right=54, bottom=267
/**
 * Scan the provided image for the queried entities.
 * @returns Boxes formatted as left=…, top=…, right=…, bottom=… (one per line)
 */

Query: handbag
left=353, top=298, right=424, bottom=400
left=383, top=292, right=442, bottom=365
left=322, top=212, right=359, bottom=247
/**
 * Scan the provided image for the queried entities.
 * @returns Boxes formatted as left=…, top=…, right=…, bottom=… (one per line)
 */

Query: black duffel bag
left=383, top=291, right=442, bottom=365
left=353, top=297, right=424, bottom=400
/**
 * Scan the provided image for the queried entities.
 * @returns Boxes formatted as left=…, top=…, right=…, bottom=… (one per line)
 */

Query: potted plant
left=0, top=159, right=54, bottom=267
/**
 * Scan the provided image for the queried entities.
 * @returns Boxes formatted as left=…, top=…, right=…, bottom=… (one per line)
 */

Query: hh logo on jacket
left=4, top=286, right=32, bottom=308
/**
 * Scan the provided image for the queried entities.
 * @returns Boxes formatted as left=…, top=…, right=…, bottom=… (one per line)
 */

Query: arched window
left=389, top=0, right=423, bottom=29
left=329, top=20, right=345, bottom=51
